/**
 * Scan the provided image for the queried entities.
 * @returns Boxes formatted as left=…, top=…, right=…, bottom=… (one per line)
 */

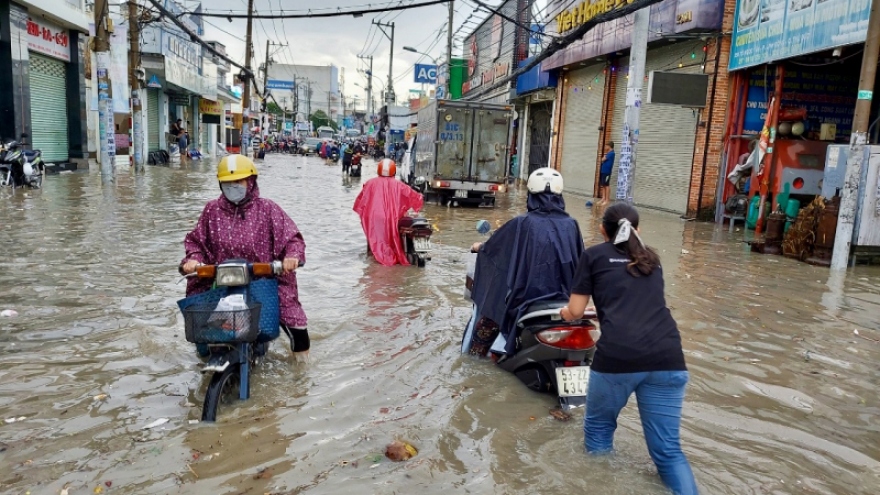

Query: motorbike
left=398, top=215, right=433, bottom=267
left=461, top=226, right=600, bottom=410
left=0, top=138, right=44, bottom=189
left=349, top=154, right=362, bottom=177
left=330, top=150, right=339, bottom=162
left=178, top=259, right=301, bottom=421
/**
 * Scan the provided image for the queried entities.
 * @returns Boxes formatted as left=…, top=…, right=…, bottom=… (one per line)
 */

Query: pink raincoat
left=353, top=176, right=424, bottom=266
left=182, top=177, right=308, bottom=327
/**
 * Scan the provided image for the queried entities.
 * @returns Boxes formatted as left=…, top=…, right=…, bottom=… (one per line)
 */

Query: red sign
left=26, top=17, right=70, bottom=62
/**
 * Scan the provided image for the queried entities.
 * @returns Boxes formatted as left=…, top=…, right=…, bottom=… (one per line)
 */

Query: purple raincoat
left=182, top=177, right=307, bottom=328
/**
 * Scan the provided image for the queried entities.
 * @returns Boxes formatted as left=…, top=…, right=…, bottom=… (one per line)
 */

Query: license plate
left=455, top=190, right=468, bottom=198
left=413, top=237, right=432, bottom=251
left=555, top=366, right=590, bottom=397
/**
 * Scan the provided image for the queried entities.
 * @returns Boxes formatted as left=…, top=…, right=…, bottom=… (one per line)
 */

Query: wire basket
left=183, top=303, right=262, bottom=344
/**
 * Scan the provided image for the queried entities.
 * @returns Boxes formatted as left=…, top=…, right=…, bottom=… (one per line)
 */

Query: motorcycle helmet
left=527, top=167, right=564, bottom=195
left=217, top=154, right=258, bottom=182
left=378, top=158, right=396, bottom=177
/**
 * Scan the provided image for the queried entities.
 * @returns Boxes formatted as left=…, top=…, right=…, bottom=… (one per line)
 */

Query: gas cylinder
left=763, top=210, right=787, bottom=255
left=806, top=196, right=840, bottom=266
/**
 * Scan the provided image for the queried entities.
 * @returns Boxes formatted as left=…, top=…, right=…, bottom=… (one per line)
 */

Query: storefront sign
left=199, top=98, right=222, bottom=115
left=266, top=79, right=295, bottom=90
left=463, top=62, right=510, bottom=93
left=543, top=0, right=724, bottom=71
left=170, top=94, right=190, bottom=106
left=414, top=64, right=438, bottom=84
left=26, top=16, right=70, bottom=62
left=147, top=75, right=162, bottom=88
left=165, top=56, right=201, bottom=94
left=742, top=68, right=857, bottom=137
left=730, top=0, right=872, bottom=71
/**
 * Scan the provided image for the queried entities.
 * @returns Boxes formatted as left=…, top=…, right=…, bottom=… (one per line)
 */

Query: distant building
left=265, top=64, right=340, bottom=122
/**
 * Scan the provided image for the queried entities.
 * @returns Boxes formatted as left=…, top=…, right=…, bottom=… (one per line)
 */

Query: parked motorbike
left=0, top=137, right=44, bottom=189
left=178, top=259, right=301, bottom=421
left=461, top=225, right=600, bottom=410
left=398, top=215, right=433, bottom=267
left=349, top=154, right=363, bottom=177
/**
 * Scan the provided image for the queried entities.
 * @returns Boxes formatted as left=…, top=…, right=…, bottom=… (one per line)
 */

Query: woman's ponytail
left=602, top=203, right=661, bottom=277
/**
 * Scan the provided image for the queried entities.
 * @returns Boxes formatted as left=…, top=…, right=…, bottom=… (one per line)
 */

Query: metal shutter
left=559, top=64, right=604, bottom=197
left=147, top=89, right=160, bottom=152
left=610, top=43, right=702, bottom=213
left=29, top=54, right=69, bottom=163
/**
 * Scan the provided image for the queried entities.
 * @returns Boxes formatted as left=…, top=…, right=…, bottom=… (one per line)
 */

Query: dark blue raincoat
left=471, top=193, right=584, bottom=355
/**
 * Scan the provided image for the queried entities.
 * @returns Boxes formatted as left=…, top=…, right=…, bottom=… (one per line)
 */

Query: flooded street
left=1, top=154, right=879, bottom=494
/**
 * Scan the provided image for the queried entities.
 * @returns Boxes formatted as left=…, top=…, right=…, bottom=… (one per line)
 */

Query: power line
left=463, top=0, right=556, bottom=39
left=184, top=0, right=450, bottom=19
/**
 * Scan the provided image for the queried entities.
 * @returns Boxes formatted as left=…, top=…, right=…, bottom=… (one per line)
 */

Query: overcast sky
left=181, top=0, right=549, bottom=108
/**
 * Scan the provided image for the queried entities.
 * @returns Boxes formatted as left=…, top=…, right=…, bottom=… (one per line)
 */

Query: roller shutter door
left=147, top=89, right=160, bottom=152
left=29, top=54, right=69, bottom=163
left=609, top=43, right=702, bottom=213
left=559, top=64, right=604, bottom=197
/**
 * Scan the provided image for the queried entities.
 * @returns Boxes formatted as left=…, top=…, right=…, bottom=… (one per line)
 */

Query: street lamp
left=403, top=46, right=438, bottom=66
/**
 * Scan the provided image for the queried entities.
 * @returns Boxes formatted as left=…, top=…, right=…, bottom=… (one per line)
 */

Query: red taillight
left=536, top=326, right=598, bottom=350
left=435, top=181, right=451, bottom=188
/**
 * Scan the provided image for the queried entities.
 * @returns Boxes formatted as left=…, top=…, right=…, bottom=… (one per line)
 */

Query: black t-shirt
left=572, top=242, right=686, bottom=374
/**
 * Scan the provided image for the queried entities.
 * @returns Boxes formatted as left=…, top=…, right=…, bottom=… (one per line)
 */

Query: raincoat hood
left=471, top=197, right=584, bottom=355
left=219, top=176, right=259, bottom=217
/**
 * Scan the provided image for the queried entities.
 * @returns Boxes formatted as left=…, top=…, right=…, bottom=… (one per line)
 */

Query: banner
left=730, top=0, right=872, bottom=70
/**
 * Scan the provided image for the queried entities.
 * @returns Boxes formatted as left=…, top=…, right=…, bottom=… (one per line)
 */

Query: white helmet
left=527, top=167, right=564, bottom=195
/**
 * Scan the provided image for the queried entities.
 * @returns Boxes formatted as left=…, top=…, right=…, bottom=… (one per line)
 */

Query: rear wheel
left=201, top=363, right=241, bottom=422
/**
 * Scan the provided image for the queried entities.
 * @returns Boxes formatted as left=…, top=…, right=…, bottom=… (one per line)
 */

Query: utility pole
left=831, top=0, right=880, bottom=269
left=307, top=80, right=312, bottom=119
left=615, top=8, right=649, bottom=203
left=358, top=55, right=374, bottom=117
left=94, top=0, right=115, bottom=180
left=446, top=0, right=453, bottom=99
left=372, top=20, right=395, bottom=106
left=128, top=0, right=144, bottom=171
left=241, top=0, right=255, bottom=157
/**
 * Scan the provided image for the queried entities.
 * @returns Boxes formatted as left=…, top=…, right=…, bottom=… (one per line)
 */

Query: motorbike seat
left=397, top=217, right=430, bottom=229
left=523, top=300, right=567, bottom=314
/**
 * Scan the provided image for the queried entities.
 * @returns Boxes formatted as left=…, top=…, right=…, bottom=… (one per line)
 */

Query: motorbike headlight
left=215, top=265, right=249, bottom=286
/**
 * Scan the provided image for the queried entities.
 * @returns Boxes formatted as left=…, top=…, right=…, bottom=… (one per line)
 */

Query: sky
left=180, top=0, right=550, bottom=110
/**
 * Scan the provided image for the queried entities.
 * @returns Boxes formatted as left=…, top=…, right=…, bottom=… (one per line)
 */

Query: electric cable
left=184, top=0, right=450, bottom=19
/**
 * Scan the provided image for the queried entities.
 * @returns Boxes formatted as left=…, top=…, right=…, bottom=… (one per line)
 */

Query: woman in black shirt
left=561, top=203, right=698, bottom=495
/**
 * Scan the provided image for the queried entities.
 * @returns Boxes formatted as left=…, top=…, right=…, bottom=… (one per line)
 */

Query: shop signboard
left=165, top=56, right=201, bottom=94
left=730, top=0, right=872, bottom=70
left=26, top=16, right=70, bottom=62
left=199, top=98, right=223, bottom=115
left=542, top=0, right=724, bottom=71
left=266, top=80, right=295, bottom=90
left=414, top=64, right=438, bottom=84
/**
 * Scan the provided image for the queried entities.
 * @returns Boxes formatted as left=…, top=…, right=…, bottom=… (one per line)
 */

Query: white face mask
left=221, top=182, right=247, bottom=204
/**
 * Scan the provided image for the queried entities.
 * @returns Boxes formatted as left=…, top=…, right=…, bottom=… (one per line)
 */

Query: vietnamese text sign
left=26, top=16, right=70, bottom=62
left=730, top=0, right=872, bottom=70
left=414, top=64, right=438, bottom=84
left=199, top=98, right=223, bottom=115
left=266, top=80, right=295, bottom=90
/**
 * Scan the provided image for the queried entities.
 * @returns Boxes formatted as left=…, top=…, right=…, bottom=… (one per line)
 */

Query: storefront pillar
left=0, top=1, right=31, bottom=143
left=66, top=31, right=88, bottom=162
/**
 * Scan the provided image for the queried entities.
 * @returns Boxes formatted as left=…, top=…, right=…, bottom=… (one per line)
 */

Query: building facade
left=265, top=63, right=340, bottom=125
left=0, top=0, right=90, bottom=167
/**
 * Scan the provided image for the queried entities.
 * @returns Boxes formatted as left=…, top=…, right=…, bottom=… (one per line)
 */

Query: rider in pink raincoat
left=353, top=159, right=424, bottom=266
left=180, top=155, right=310, bottom=358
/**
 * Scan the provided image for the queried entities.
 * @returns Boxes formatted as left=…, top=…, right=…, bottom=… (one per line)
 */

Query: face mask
left=221, top=182, right=247, bottom=204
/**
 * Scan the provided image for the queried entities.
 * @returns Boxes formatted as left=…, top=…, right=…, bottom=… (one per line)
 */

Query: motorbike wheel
left=202, top=363, right=241, bottom=422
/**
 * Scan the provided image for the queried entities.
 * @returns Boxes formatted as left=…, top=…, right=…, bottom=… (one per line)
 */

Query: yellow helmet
left=217, top=154, right=258, bottom=182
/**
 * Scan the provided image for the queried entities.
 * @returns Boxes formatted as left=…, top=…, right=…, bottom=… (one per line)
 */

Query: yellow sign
left=676, top=11, right=693, bottom=24
left=199, top=98, right=223, bottom=116
left=555, top=0, right=638, bottom=33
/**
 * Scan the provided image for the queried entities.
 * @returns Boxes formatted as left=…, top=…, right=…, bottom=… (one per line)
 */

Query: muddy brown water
left=1, top=154, right=878, bottom=494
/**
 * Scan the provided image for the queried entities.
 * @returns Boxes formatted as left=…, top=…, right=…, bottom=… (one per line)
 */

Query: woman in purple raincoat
left=179, top=154, right=310, bottom=359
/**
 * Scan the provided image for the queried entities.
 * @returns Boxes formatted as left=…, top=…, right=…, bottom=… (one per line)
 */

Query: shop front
left=719, top=0, right=879, bottom=261
left=515, top=57, right=559, bottom=182
left=543, top=0, right=727, bottom=213
left=0, top=2, right=88, bottom=167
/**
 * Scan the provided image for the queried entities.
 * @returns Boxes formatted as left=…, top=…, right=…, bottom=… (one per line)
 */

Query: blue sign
left=529, top=24, right=544, bottom=45
left=266, top=80, right=295, bottom=90
left=730, top=0, right=872, bottom=71
left=146, top=75, right=162, bottom=88
left=414, top=64, right=438, bottom=84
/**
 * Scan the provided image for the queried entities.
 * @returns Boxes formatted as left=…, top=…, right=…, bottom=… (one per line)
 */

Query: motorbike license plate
left=555, top=366, right=590, bottom=397
left=455, top=190, right=468, bottom=199
left=413, top=237, right=432, bottom=252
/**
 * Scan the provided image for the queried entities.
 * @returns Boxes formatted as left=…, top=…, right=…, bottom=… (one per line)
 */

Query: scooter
left=461, top=229, right=600, bottom=410
left=0, top=138, right=44, bottom=189
left=398, top=215, right=433, bottom=267
left=178, top=259, right=301, bottom=421
left=349, top=154, right=362, bottom=177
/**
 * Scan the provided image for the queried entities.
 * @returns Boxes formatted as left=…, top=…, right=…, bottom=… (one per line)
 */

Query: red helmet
left=377, top=158, right=396, bottom=177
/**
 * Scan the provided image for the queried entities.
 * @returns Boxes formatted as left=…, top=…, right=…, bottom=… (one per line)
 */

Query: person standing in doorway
left=599, top=142, right=615, bottom=206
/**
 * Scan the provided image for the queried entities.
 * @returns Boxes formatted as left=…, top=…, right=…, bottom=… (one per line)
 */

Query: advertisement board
left=414, top=64, right=438, bottom=84
left=267, top=80, right=295, bottom=90
left=729, top=0, right=872, bottom=70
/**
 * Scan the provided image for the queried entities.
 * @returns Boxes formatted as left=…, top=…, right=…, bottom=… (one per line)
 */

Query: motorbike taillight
left=536, top=326, right=599, bottom=351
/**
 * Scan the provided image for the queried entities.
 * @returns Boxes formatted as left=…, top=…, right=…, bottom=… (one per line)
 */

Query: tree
left=310, top=110, right=338, bottom=131
left=267, top=102, right=283, bottom=115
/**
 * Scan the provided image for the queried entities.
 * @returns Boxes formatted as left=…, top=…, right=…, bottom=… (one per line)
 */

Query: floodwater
left=1, top=154, right=879, bottom=495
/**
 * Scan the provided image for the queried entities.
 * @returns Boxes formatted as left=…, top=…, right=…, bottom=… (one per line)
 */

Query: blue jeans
left=585, top=370, right=699, bottom=495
